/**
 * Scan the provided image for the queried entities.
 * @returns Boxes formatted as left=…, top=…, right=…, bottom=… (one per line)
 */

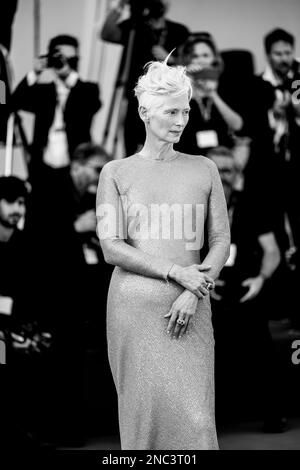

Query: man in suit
left=11, top=34, right=102, bottom=269
left=11, top=34, right=101, bottom=178
left=0, top=176, right=38, bottom=449
left=244, top=29, right=300, bottom=332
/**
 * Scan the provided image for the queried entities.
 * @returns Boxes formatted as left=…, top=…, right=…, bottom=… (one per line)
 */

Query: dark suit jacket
left=11, top=76, right=101, bottom=168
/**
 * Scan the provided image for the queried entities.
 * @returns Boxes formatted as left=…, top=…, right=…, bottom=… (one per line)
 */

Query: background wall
left=11, top=0, right=86, bottom=85
left=169, top=0, right=300, bottom=73
left=4, top=0, right=300, bottom=171
left=10, top=0, right=300, bottom=84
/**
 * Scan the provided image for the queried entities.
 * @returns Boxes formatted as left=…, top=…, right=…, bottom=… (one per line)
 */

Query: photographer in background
left=11, top=35, right=102, bottom=286
left=0, top=176, right=29, bottom=333
left=11, top=34, right=101, bottom=181
left=176, top=33, right=243, bottom=156
left=244, top=29, right=300, bottom=333
left=205, top=148, right=287, bottom=433
left=100, top=0, right=189, bottom=155
left=0, top=176, right=39, bottom=448
left=261, top=29, right=300, bottom=278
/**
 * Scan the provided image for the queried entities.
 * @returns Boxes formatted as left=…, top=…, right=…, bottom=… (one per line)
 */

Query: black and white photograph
left=0, top=0, right=300, bottom=455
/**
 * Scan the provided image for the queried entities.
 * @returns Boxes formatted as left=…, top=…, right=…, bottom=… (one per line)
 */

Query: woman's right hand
left=168, top=263, right=215, bottom=298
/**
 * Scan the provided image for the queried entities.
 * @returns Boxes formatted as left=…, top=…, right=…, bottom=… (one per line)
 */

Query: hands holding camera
left=152, top=45, right=172, bottom=62
left=33, top=56, right=48, bottom=75
left=187, top=63, right=243, bottom=130
left=33, top=50, right=74, bottom=83
left=194, top=79, right=219, bottom=100
left=31, top=56, right=57, bottom=84
left=109, top=0, right=128, bottom=14
left=187, top=64, right=219, bottom=99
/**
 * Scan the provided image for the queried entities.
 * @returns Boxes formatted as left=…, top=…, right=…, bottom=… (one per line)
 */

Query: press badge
left=225, top=243, right=237, bottom=267
left=196, top=130, right=218, bottom=148
left=0, top=296, right=13, bottom=315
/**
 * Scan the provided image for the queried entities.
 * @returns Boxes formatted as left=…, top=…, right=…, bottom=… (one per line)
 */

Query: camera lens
left=51, top=54, right=65, bottom=69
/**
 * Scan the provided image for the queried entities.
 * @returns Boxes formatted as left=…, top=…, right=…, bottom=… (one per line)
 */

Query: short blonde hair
left=134, top=59, right=192, bottom=111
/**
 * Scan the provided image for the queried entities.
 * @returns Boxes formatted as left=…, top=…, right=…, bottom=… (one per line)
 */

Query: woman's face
left=146, top=93, right=190, bottom=144
left=189, top=42, right=215, bottom=69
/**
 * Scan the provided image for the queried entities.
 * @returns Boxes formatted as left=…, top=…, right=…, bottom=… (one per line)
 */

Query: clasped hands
left=164, top=263, right=214, bottom=339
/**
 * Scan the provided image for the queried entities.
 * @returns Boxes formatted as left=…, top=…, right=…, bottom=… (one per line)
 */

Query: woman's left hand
left=164, top=290, right=199, bottom=339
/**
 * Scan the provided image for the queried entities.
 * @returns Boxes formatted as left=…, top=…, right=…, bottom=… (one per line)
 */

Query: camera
left=187, top=66, right=221, bottom=82
left=47, top=52, right=66, bottom=69
left=40, top=51, right=79, bottom=71
left=128, top=0, right=167, bottom=20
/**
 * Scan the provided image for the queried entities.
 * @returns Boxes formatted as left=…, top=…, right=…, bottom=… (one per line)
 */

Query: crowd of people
left=0, top=0, right=300, bottom=450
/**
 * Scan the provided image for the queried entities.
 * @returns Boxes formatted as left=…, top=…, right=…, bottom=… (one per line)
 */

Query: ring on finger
left=176, top=318, right=186, bottom=326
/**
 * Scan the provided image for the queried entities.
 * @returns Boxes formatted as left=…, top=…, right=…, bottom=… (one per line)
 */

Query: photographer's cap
left=48, top=34, right=79, bottom=55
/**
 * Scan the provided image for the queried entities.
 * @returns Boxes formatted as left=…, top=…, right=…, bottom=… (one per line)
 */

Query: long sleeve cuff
left=27, top=70, right=38, bottom=86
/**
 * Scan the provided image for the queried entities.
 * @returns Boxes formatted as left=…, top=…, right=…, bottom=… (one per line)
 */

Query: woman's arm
left=211, top=90, right=243, bottom=131
left=258, top=231, right=281, bottom=280
left=96, top=162, right=214, bottom=296
left=240, top=231, right=281, bottom=303
left=96, top=162, right=174, bottom=280
left=99, top=3, right=125, bottom=43
left=201, top=160, right=231, bottom=280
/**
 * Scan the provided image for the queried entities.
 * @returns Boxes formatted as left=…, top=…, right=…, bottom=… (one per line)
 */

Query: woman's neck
left=138, top=137, right=176, bottom=161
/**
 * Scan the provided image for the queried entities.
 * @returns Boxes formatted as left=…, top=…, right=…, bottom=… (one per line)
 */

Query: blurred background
left=0, top=0, right=300, bottom=451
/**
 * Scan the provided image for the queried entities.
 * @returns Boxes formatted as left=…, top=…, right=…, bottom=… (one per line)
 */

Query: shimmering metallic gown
left=97, top=152, right=230, bottom=450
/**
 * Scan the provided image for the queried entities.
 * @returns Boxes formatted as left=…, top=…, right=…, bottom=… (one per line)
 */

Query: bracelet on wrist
left=165, top=264, right=175, bottom=284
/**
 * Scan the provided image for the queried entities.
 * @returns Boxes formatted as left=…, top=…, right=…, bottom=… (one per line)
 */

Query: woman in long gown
left=96, top=60, right=230, bottom=450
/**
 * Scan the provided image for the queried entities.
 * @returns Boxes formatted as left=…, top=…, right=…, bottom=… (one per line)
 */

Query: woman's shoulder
left=178, top=152, right=216, bottom=169
left=101, top=155, right=139, bottom=177
left=177, top=153, right=219, bottom=184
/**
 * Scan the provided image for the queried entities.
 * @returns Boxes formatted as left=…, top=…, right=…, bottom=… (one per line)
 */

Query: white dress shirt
left=27, top=70, right=79, bottom=168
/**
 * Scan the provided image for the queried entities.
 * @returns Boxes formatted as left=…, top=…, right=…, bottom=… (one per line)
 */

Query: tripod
left=101, top=24, right=137, bottom=157
left=0, top=46, right=30, bottom=176
left=100, top=1, right=181, bottom=157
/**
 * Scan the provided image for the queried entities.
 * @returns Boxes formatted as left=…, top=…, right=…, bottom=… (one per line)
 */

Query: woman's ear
left=139, top=106, right=149, bottom=123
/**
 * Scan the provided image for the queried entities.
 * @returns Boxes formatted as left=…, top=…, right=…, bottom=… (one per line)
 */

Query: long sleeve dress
left=96, top=152, right=230, bottom=450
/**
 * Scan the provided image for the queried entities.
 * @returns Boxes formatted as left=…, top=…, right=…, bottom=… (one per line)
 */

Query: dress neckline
left=135, top=151, right=180, bottom=163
